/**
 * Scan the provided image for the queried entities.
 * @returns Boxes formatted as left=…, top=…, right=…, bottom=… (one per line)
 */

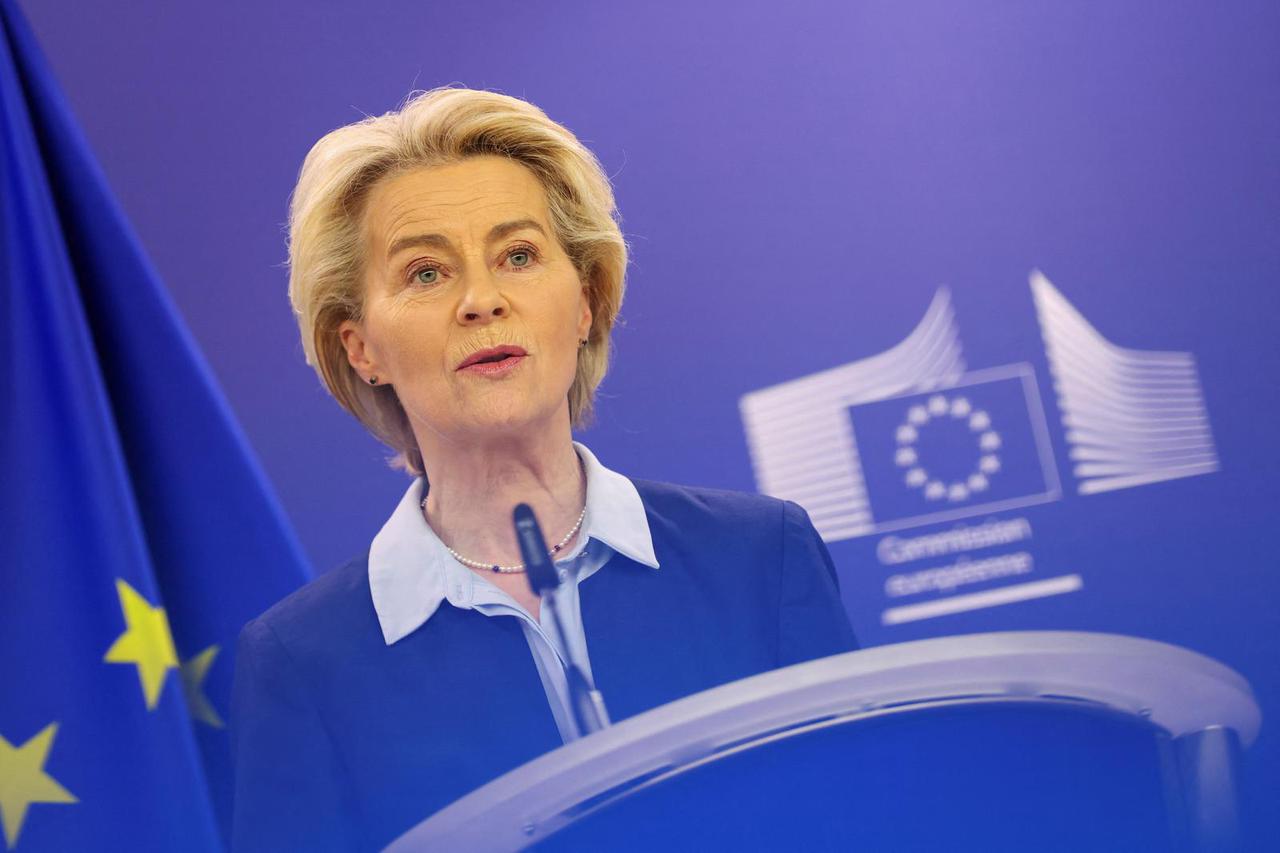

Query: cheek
left=370, top=313, right=448, bottom=381
left=541, top=310, right=581, bottom=363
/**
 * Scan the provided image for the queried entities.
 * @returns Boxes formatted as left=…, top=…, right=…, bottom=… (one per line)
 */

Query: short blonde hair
left=287, top=86, right=627, bottom=476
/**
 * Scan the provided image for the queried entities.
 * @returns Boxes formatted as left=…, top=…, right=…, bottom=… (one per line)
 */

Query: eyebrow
left=385, top=218, right=548, bottom=261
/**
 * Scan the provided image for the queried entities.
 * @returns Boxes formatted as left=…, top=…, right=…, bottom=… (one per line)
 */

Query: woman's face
left=340, top=155, right=592, bottom=443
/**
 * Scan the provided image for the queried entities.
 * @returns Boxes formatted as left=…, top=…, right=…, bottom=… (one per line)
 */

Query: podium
left=386, top=632, right=1259, bottom=852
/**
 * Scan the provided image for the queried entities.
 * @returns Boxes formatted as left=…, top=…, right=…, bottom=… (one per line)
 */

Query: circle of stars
left=894, top=393, right=1003, bottom=503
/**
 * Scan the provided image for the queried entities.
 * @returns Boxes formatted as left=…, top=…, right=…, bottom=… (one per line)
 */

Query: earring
left=368, top=376, right=378, bottom=385
left=579, top=339, right=588, bottom=348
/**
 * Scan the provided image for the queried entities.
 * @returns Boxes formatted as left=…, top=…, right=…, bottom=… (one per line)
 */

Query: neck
left=416, top=416, right=587, bottom=568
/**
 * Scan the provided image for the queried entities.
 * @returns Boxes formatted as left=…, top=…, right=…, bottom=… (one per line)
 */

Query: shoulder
left=237, top=553, right=381, bottom=665
left=629, top=476, right=816, bottom=525
left=630, top=477, right=780, bottom=516
left=628, top=477, right=816, bottom=543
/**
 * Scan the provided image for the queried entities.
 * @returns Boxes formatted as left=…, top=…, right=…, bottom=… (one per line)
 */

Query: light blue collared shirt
left=367, top=441, right=660, bottom=743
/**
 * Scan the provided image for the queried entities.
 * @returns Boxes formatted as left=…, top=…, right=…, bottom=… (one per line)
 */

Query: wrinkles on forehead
left=361, top=158, right=553, bottom=283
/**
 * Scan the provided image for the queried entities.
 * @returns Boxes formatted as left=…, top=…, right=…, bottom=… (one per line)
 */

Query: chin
left=463, top=399, right=547, bottom=432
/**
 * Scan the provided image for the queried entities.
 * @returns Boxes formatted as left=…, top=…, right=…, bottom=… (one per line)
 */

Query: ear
left=576, top=281, right=593, bottom=344
left=338, top=319, right=384, bottom=384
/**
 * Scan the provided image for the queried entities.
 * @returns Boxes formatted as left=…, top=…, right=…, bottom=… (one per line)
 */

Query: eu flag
left=0, top=1, right=312, bottom=849
left=847, top=365, right=1061, bottom=533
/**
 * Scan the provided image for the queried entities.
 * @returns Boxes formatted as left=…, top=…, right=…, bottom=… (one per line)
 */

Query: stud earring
left=368, top=376, right=378, bottom=385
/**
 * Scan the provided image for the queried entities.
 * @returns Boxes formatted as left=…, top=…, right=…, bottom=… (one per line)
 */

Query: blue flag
left=846, top=366, right=1061, bottom=533
left=0, top=2, right=313, bottom=849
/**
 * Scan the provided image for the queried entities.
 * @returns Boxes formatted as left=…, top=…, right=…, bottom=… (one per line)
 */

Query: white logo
left=738, top=270, right=1218, bottom=623
left=741, top=273, right=1220, bottom=539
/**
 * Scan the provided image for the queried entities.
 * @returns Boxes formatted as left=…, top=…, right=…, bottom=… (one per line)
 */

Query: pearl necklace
left=421, top=495, right=587, bottom=574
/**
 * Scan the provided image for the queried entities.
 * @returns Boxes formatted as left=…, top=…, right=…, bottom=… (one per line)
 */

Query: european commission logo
left=739, top=270, right=1219, bottom=625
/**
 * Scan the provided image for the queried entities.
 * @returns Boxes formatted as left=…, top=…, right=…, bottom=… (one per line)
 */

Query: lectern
left=386, top=632, right=1259, bottom=852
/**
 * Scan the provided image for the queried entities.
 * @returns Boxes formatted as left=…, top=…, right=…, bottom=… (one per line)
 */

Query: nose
left=455, top=269, right=511, bottom=325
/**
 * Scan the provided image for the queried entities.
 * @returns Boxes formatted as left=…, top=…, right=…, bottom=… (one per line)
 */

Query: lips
left=456, top=345, right=529, bottom=371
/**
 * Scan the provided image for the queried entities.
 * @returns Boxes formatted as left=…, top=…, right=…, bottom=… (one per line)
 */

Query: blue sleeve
left=229, top=617, right=363, bottom=853
left=777, top=499, right=860, bottom=667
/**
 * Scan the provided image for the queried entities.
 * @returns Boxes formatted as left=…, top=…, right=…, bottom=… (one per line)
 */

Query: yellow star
left=0, top=723, right=77, bottom=850
left=180, top=646, right=224, bottom=729
left=103, top=579, right=178, bottom=710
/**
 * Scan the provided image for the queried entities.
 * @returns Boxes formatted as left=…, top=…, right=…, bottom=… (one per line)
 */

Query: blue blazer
left=229, top=479, right=859, bottom=852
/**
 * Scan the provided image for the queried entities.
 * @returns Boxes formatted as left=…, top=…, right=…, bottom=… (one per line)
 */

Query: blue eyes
left=408, top=245, right=538, bottom=287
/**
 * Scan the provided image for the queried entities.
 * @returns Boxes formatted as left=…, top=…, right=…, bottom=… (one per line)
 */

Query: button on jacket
left=229, top=456, right=860, bottom=852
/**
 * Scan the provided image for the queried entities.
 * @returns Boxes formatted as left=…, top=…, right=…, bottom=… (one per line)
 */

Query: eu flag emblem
left=847, top=366, right=1061, bottom=533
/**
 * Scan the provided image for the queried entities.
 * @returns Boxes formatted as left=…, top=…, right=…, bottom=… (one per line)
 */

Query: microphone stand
left=513, top=503, right=611, bottom=737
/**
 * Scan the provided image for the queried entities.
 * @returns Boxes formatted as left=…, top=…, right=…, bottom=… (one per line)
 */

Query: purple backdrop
left=24, top=0, right=1280, bottom=845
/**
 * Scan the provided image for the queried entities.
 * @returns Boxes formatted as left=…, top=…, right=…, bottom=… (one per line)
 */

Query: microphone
left=513, top=503, right=610, bottom=737
left=513, top=503, right=560, bottom=597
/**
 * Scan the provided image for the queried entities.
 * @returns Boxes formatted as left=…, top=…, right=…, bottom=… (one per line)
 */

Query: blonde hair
left=286, top=86, right=627, bottom=476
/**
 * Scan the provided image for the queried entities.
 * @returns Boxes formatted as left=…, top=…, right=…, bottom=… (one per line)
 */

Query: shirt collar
left=368, top=440, right=659, bottom=646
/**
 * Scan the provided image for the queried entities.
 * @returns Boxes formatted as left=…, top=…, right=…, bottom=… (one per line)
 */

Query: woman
left=230, top=85, right=858, bottom=852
